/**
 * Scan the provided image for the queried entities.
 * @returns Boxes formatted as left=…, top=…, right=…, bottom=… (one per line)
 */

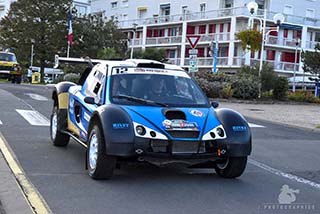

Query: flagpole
left=67, top=42, right=70, bottom=58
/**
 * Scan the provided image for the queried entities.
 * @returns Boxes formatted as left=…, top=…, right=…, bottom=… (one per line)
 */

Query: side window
left=84, top=64, right=107, bottom=99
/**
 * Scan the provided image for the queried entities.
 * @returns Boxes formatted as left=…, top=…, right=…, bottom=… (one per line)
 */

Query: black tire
left=50, top=106, right=70, bottom=147
left=214, top=157, right=247, bottom=178
left=87, top=125, right=116, bottom=180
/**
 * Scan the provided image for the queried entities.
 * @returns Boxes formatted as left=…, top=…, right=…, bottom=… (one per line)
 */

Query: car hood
left=0, top=61, right=17, bottom=66
left=121, top=105, right=221, bottom=139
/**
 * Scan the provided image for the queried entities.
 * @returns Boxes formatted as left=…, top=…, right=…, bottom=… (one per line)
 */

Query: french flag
left=68, top=8, right=73, bottom=46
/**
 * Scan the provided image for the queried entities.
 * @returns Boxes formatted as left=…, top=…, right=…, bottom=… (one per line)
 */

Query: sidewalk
left=0, top=150, right=33, bottom=214
left=219, top=101, right=320, bottom=131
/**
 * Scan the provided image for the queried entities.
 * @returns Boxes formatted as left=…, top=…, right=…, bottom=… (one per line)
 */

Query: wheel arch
left=51, top=81, right=77, bottom=110
left=214, top=108, right=252, bottom=156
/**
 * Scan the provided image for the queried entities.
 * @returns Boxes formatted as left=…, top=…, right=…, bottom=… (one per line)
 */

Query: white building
left=0, top=0, right=91, bottom=19
left=90, top=0, right=320, bottom=75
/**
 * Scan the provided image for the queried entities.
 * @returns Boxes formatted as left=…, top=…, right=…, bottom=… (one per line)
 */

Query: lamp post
left=293, top=38, right=300, bottom=92
left=130, top=23, right=138, bottom=59
left=247, top=1, right=284, bottom=98
left=30, top=39, right=35, bottom=68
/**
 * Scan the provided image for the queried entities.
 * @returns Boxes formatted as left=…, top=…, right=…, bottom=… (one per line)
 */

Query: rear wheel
left=50, top=106, right=70, bottom=146
left=87, top=125, right=116, bottom=180
left=214, top=157, right=247, bottom=178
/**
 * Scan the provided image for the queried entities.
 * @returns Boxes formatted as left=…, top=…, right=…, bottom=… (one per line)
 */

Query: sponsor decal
left=163, top=119, right=198, bottom=130
left=190, top=109, right=203, bottom=117
left=112, top=123, right=129, bottom=129
left=232, top=126, right=247, bottom=132
left=84, top=112, right=90, bottom=122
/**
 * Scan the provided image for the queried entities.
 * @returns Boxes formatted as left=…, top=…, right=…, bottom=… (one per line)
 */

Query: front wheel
left=87, top=125, right=116, bottom=180
left=50, top=106, right=70, bottom=147
left=214, top=157, right=247, bottom=178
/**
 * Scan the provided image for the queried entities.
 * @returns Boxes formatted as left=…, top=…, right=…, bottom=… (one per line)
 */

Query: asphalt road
left=0, top=83, right=319, bottom=214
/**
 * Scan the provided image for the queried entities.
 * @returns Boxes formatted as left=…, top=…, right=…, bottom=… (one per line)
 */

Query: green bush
left=63, top=73, right=80, bottom=84
left=288, top=90, right=320, bottom=103
left=220, top=83, right=234, bottom=98
left=195, top=77, right=221, bottom=98
left=232, top=75, right=259, bottom=99
left=272, top=77, right=288, bottom=100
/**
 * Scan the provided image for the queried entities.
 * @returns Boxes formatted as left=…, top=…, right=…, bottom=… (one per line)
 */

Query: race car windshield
left=110, top=73, right=209, bottom=107
left=0, top=53, right=17, bottom=62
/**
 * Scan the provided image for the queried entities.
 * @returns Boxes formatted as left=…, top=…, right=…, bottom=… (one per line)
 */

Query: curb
left=0, top=133, right=51, bottom=214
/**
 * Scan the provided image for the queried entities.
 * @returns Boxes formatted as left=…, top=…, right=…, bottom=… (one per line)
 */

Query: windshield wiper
left=112, top=95, right=168, bottom=107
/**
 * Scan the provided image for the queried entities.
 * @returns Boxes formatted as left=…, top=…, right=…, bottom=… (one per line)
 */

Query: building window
left=306, top=9, right=315, bottom=19
left=160, top=3, right=170, bottom=16
left=283, top=5, right=293, bottom=15
left=200, top=3, right=206, bottom=12
left=75, top=5, right=87, bottom=16
left=138, top=7, right=147, bottom=19
left=122, top=0, right=128, bottom=7
left=224, top=0, right=233, bottom=8
left=315, top=32, right=320, bottom=42
left=122, top=14, right=128, bottom=21
left=111, top=1, right=118, bottom=9
left=168, top=50, right=175, bottom=58
left=256, top=0, right=265, bottom=9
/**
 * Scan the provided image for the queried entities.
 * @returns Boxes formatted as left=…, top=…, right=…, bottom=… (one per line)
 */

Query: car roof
left=91, top=59, right=188, bottom=78
left=0, top=51, right=14, bottom=55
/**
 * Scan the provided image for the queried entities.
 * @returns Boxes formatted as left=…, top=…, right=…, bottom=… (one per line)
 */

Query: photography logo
left=259, top=184, right=316, bottom=213
left=278, top=185, right=299, bottom=204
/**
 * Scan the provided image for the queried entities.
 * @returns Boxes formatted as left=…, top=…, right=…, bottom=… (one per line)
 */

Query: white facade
left=90, top=0, right=320, bottom=75
left=0, top=0, right=14, bottom=18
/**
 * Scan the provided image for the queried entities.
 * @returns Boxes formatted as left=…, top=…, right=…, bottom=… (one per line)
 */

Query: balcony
left=266, top=36, right=302, bottom=48
left=305, top=41, right=320, bottom=50
left=251, top=59, right=300, bottom=73
left=129, top=33, right=231, bottom=48
left=116, top=6, right=320, bottom=29
left=145, top=36, right=182, bottom=46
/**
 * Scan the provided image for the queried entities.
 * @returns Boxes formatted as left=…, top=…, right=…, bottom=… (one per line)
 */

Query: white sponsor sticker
left=190, top=109, right=203, bottom=117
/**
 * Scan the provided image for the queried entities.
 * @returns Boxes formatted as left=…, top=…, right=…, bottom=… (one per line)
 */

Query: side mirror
left=84, top=97, right=96, bottom=105
left=211, top=101, right=219, bottom=108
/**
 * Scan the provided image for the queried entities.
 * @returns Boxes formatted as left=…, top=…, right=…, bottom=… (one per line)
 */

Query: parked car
left=0, top=50, right=22, bottom=83
left=44, top=77, right=53, bottom=84
left=50, top=56, right=252, bottom=180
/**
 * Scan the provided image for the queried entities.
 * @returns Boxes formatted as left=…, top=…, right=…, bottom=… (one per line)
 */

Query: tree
left=0, top=1, right=127, bottom=82
left=71, top=16, right=127, bottom=59
left=0, top=0, right=71, bottom=82
left=134, top=48, right=167, bottom=62
left=301, top=43, right=320, bottom=77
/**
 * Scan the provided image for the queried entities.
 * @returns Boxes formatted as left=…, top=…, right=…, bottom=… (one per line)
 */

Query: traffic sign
left=189, top=55, right=198, bottom=73
left=186, top=35, right=201, bottom=49
left=188, top=49, right=198, bottom=55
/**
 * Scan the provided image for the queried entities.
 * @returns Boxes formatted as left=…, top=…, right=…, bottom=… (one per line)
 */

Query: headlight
left=136, top=125, right=146, bottom=136
left=217, top=128, right=225, bottom=137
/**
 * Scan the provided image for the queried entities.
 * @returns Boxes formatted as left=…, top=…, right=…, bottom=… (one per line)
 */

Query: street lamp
left=247, top=1, right=285, bottom=98
left=130, top=23, right=138, bottom=59
left=293, top=38, right=300, bottom=92
left=30, top=39, right=35, bottom=68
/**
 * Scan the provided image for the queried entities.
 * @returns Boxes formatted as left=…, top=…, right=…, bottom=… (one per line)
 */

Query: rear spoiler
left=54, top=55, right=105, bottom=68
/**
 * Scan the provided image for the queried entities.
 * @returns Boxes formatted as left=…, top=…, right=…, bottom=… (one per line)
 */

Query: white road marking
left=0, top=120, right=2, bottom=125
left=25, top=93, right=48, bottom=101
left=249, top=159, right=320, bottom=190
left=248, top=123, right=265, bottom=128
left=16, top=109, right=50, bottom=126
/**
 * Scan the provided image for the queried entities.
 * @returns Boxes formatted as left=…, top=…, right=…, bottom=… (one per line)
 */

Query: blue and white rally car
left=50, top=56, right=252, bottom=180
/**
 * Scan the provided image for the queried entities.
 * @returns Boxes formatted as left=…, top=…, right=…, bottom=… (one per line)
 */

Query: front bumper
left=106, top=137, right=251, bottom=159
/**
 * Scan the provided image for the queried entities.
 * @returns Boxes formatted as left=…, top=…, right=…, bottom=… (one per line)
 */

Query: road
left=0, top=83, right=319, bottom=214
